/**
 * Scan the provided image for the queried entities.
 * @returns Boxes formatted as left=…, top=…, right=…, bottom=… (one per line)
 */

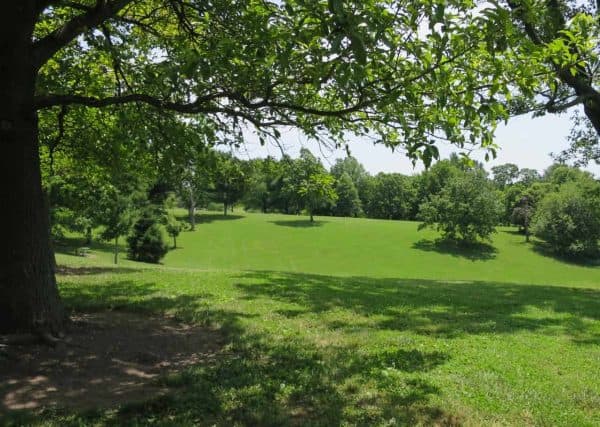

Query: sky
left=231, top=110, right=600, bottom=178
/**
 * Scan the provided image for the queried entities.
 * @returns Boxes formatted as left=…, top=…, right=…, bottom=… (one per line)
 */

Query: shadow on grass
left=269, top=219, right=326, bottom=228
left=56, top=265, right=141, bottom=275
left=234, top=271, right=600, bottom=342
left=53, top=236, right=128, bottom=257
left=531, top=241, right=600, bottom=267
left=177, top=213, right=244, bottom=227
left=412, top=238, right=498, bottom=261
left=2, top=275, right=457, bottom=426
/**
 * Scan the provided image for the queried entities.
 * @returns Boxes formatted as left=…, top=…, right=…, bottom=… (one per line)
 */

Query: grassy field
left=4, top=211, right=600, bottom=426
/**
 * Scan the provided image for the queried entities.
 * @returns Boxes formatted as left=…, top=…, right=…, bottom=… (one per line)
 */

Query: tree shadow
left=531, top=241, right=600, bottom=267
left=501, top=228, right=525, bottom=236
left=180, top=213, right=244, bottom=226
left=56, top=265, right=141, bottom=275
left=234, top=270, right=600, bottom=342
left=53, top=236, right=127, bottom=258
left=412, top=238, right=497, bottom=261
left=269, top=219, right=326, bottom=228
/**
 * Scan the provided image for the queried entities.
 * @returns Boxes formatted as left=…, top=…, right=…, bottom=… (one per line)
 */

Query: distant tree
left=165, top=213, right=182, bottom=249
left=298, top=173, right=338, bottom=222
left=418, top=170, right=501, bottom=243
left=175, top=150, right=215, bottom=231
left=213, top=154, right=246, bottom=216
left=517, top=168, right=541, bottom=186
left=532, top=182, right=600, bottom=257
left=511, top=195, right=535, bottom=242
left=364, top=173, right=416, bottom=220
left=334, top=172, right=362, bottom=217
left=543, top=164, right=595, bottom=186
left=331, top=157, right=368, bottom=188
left=491, top=163, right=520, bottom=189
left=99, top=191, right=138, bottom=264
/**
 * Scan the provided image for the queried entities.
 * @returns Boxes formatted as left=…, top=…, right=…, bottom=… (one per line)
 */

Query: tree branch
left=32, top=0, right=135, bottom=69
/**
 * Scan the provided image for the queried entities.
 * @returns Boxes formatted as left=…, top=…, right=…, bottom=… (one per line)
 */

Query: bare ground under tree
left=0, top=311, right=226, bottom=412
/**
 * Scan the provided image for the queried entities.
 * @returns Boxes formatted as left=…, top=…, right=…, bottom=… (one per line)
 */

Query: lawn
left=3, top=211, right=600, bottom=426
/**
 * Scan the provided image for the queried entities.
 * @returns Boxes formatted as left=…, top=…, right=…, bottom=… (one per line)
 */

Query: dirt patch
left=0, top=311, right=226, bottom=412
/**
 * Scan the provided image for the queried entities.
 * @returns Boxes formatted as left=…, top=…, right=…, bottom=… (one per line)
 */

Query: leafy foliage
left=333, top=172, right=362, bottom=217
left=532, top=182, right=600, bottom=257
left=298, top=173, right=338, bottom=222
left=418, top=170, right=501, bottom=243
left=127, top=210, right=169, bottom=263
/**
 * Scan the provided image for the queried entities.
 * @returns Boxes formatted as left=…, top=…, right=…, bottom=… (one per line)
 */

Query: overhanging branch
left=32, top=0, right=135, bottom=70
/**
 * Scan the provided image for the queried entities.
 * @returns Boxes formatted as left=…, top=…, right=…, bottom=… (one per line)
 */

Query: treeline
left=47, top=143, right=600, bottom=263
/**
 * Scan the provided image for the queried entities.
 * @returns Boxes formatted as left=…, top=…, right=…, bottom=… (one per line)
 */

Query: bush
left=532, top=183, right=600, bottom=257
left=127, top=213, right=169, bottom=263
left=418, top=170, right=501, bottom=243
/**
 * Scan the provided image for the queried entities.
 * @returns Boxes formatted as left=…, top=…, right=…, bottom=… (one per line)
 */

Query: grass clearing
left=2, top=211, right=600, bottom=426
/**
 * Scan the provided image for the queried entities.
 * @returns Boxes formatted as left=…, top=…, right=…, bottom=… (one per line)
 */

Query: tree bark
left=188, top=188, right=195, bottom=231
left=114, top=236, right=119, bottom=264
left=223, top=201, right=228, bottom=216
left=0, top=1, right=65, bottom=335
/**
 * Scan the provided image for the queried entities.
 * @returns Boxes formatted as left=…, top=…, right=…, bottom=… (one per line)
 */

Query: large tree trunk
left=0, top=2, right=65, bottom=335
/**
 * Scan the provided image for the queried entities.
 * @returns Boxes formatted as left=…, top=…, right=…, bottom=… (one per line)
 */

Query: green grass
left=6, top=211, right=600, bottom=426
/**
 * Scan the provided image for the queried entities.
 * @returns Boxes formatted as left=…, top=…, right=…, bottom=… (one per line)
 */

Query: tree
left=497, top=1, right=600, bottom=134
left=511, top=195, right=534, bottom=242
left=491, top=163, right=520, bottom=189
left=213, top=154, right=246, bottom=216
left=3, top=0, right=526, bottom=335
left=165, top=212, right=182, bottom=249
left=331, top=157, right=368, bottom=189
left=517, top=168, right=541, bottom=186
left=418, top=170, right=502, bottom=243
left=298, top=173, right=338, bottom=222
left=127, top=209, right=169, bottom=263
left=364, top=173, right=416, bottom=220
left=99, top=191, right=138, bottom=264
left=532, top=182, right=600, bottom=257
left=333, top=172, right=362, bottom=217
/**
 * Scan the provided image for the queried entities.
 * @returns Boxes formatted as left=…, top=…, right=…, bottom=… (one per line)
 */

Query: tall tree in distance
left=333, top=172, right=362, bottom=217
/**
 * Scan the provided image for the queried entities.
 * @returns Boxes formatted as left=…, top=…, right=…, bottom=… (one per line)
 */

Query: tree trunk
left=0, top=2, right=65, bottom=335
left=310, top=212, right=314, bottom=222
left=114, top=236, right=119, bottom=264
left=188, top=189, right=195, bottom=231
left=224, top=201, right=228, bottom=216
left=173, top=235, right=177, bottom=249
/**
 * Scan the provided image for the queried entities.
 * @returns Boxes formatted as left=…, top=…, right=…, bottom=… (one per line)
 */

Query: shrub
left=532, top=183, right=600, bottom=257
left=127, top=213, right=169, bottom=263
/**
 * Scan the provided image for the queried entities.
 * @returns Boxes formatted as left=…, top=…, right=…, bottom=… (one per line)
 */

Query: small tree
left=165, top=212, right=182, bottom=249
left=298, top=173, right=338, bottom=222
left=418, top=170, right=501, bottom=243
left=127, top=210, right=169, bottom=263
left=532, top=183, right=600, bottom=257
left=99, top=194, right=137, bottom=264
